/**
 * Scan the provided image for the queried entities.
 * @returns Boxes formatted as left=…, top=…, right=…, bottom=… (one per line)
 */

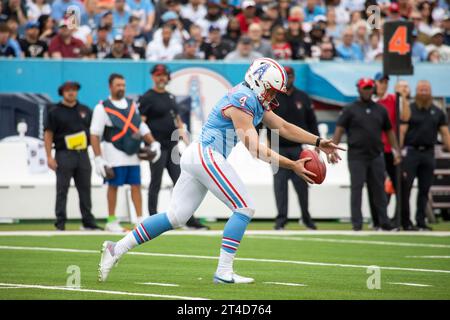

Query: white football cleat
left=213, top=272, right=254, bottom=284
left=105, top=220, right=125, bottom=233
left=98, top=241, right=120, bottom=282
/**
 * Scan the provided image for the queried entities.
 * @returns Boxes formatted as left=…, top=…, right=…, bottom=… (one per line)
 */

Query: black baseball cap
left=58, top=81, right=81, bottom=96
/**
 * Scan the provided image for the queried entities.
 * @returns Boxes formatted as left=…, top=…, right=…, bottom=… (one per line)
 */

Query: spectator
left=222, top=16, right=241, bottom=47
left=353, top=20, right=369, bottom=56
left=44, top=81, right=102, bottom=231
left=82, top=0, right=101, bottom=30
left=263, top=2, right=283, bottom=28
left=387, top=2, right=402, bottom=21
left=278, top=0, right=291, bottom=24
left=180, top=0, right=206, bottom=23
left=224, top=35, right=262, bottom=61
left=287, top=16, right=306, bottom=59
left=188, top=23, right=204, bottom=46
left=319, top=40, right=335, bottom=60
left=0, top=1, right=7, bottom=23
left=38, top=14, right=56, bottom=44
left=90, top=24, right=111, bottom=59
left=268, top=66, right=319, bottom=231
left=235, top=0, right=260, bottom=34
left=72, top=21, right=93, bottom=47
left=325, top=6, right=344, bottom=42
left=410, top=9, right=430, bottom=45
left=426, top=28, right=450, bottom=62
left=400, top=80, right=450, bottom=231
left=201, top=25, right=233, bottom=60
left=417, top=0, right=434, bottom=38
left=112, top=0, right=130, bottom=35
left=27, top=0, right=51, bottom=22
left=332, top=78, right=401, bottom=231
left=427, top=48, right=441, bottom=62
left=397, top=0, right=412, bottom=19
left=51, top=0, right=86, bottom=22
left=152, top=11, right=189, bottom=44
left=259, top=13, right=274, bottom=40
left=174, top=37, right=201, bottom=59
left=303, top=23, right=326, bottom=59
left=0, top=22, right=17, bottom=57
left=3, top=0, right=27, bottom=25
left=166, top=0, right=192, bottom=31
left=329, top=0, right=350, bottom=26
left=90, top=73, right=160, bottom=232
left=105, top=35, right=131, bottom=58
left=411, top=29, right=428, bottom=62
left=443, top=14, right=450, bottom=45
left=126, top=0, right=155, bottom=34
left=138, top=64, right=208, bottom=230
left=19, top=21, right=48, bottom=57
left=365, top=31, right=383, bottom=62
left=271, top=24, right=292, bottom=60
left=48, top=19, right=87, bottom=58
left=128, top=14, right=146, bottom=48
left=248, top=22, right=273, bottom=58
left=122, top=24, right=145, bottom=60
left=146, top=23, right=182, bottom=61
left=196, top=0, right=228, bottom=37
left=303, top=0, right=326, bottom=23
left=336, top=27, right=363, bottom=61
left=5, top=17, right=22, bottom=56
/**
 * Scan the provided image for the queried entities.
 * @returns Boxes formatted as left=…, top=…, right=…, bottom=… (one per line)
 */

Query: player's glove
left=138, top=141, right=161, bottom=163
left=94, top=156, right=108, bottom=178
left=149, top=141, right=161, bottom=163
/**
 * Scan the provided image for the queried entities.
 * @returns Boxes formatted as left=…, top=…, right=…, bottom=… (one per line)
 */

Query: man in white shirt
left=146, top=24, right=182, bottom=61
left=90, top=73, right=161, bottom=232
left=180, top=0, right=206, bottom=23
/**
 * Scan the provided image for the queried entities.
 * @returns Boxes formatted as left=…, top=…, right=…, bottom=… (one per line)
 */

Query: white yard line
left=136, top=282, right=179, bottom=287
left=406, top=256, right=450, bottom=259
left=247, top=235, right=450, bottom=249
left=388, top=282, right=432, bottom=287
left=1, top=245, right=450, bottom=275
left=263, top=282, right=307, bottom=287
left=0, top=230, right=450, bottom=236
left=0, top=283, right=207, bottom=300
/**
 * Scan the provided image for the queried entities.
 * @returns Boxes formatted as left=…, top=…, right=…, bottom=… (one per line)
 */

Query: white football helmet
left=244, top=57, right=288, bottom=111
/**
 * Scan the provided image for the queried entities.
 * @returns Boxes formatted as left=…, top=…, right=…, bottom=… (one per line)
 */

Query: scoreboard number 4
left=388, top=26, right=410, bottom=55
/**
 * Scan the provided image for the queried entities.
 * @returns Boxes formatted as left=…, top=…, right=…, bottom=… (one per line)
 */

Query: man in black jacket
left=268, top=66, right=319, bottom=230
left=138, top=64, right=209, bottom=230
left=44, top=81, right=101, bottom=231
left=332, top=78, right=401, bottom=231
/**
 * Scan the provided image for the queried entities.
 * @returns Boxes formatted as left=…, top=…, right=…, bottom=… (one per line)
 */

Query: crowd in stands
left=0, top=0, right=449, bottom=62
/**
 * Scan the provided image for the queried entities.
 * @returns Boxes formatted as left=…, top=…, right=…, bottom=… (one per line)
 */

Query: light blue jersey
left=200, top=82, right=264, bottom=158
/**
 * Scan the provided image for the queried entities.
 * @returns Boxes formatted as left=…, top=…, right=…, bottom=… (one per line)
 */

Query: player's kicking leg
left=194, top=144, right=255, bottom=284
left=98, top=169, right=207, bottom=282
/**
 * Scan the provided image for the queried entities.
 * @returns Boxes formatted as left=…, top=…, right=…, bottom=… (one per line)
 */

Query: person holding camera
left=90, top=73, right=161, bottom=232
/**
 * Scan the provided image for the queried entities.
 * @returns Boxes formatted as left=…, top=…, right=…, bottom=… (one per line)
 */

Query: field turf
left=0, top=221, right=450, bottom=300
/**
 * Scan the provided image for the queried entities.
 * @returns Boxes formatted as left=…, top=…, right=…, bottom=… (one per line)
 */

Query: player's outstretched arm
left=225, top=107, right=317, bottom=183
left=263, top=111, right=345, bottom=163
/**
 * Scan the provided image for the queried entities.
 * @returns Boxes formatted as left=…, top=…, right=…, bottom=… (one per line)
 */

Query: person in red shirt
left=373, top=72, right=411, bottom=228
left=49, top=20, right=87, bottom=58
left=235, top=0, right=260, bottom=34
left=271, top=25, right=292, bottom=60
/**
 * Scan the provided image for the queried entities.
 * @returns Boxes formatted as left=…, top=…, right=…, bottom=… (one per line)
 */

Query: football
left=299, top=149, right=327, bottom=184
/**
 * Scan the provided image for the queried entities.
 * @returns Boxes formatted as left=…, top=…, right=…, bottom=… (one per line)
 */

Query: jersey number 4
left=239, top=96, right=248, bottom=107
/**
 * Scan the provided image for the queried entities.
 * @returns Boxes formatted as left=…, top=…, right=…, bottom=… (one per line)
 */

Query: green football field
left=1, top=221, right=450, bottom=300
